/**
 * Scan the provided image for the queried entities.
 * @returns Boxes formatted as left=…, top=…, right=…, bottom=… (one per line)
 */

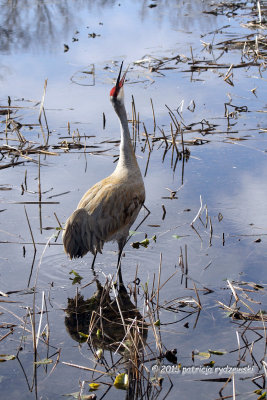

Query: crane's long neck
left=113, top=101, right=139, bottom=171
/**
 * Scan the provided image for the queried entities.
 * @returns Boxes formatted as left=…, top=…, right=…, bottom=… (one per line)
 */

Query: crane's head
left=110, top=62, right=128, bottom=103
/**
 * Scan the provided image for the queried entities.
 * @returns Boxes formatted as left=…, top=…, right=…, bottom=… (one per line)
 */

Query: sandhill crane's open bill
left=110, top=62, right=129, bottom=98
left=63, top=62, right=145, bottom=286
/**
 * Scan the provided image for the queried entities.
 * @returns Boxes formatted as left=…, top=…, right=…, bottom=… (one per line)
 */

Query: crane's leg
left=91, top=252, right=97, bottom=276
left=116, top=248, right=123, bottom=287
left=116, top=240, right=125, bottom=288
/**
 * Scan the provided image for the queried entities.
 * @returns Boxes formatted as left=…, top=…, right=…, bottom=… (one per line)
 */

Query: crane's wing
left=63, top=178, right=145, bottom=259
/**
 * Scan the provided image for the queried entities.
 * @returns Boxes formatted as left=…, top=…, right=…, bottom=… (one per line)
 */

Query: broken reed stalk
left=38, top=154, right=42, bottom=234
left=40, top=122, right=47, bottom=145
left=131, top=95, right=137, bottom=152
left=146, top=299, right=162, bottom=355
left=54, top=212, right=62, bottom=229
left=24, top=206, right=36, bottom=252
left=232, top=373, right=236, bottom=400
left=209, top=216, right=213, bottom=246
left=143, top=123, right=151, bottom=153
left=165, top=104, right=185, bottom=154
left=227, top=280, right=239, bottom=304
left=236, top=330, right=241, bottom=361
left=150, top=98, right=156, bottom=134
left=24, top=169, right=28, bottom=191
left=180, top=126, right=185, bottom=154
left=224, top=63, right=233, bottom=81
left=260, top=311, right=267, bottom=359
left=38, top=154, right=41, bottom=203
left=165, top=104, right=180, bottom=130
left=0, top=329, right=13, bottom=342
left=191, top=195, right=203, bottom=226
left=257, top=0, right=262, bottom=24
left=30, top=235, right=54, bottom=367
left=62, top=361, right=109, bottom=375
left=156, top=253, right=162, bottom=313
left=170, top=124, right=174, bottom=167
left=35, top=291, right=45, bottom=348
left=193, top=283, right=202, bottom=309
left=38, top=79, right=48, bottom=123
left=5, top=114, right=8, bottom=145
left=27, top=306, right=38, bottom=365
left=144, top=151, right=150, bottom=178
left=170, top=122, right=179, bottom=156
left=179, top=246, right=184, bottom=283
left=219, top=372, right=233, bottom=398
left=111, top=280, right=127, bottom=336
left=185, top=244, right=188, bottom=288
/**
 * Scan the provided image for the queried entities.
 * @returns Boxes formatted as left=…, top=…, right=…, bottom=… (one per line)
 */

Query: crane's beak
left=115, top=62, right=129, bottom=90
left=110, top=62, right=129, bottom=99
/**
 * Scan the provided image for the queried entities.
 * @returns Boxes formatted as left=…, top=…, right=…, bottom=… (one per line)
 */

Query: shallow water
left=0, top=0, right=267, bottom=399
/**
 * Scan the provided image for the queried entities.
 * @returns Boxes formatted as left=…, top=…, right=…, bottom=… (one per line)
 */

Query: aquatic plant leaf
left=89, top=383, right=100, bottom=390
left=78, top=332, right=89, bottom=338
left=96, top=329, right=101, bottom=339
left=72, top=276, right=82, bottom=285
left=195, top=352, right=210, bottom=359
left=69, top=270, right=83, bottom=285
left=132, top=240, right=148, bottom=249
left=95, top=349, right=103, bottom=359
left=34, top=358, right=53, bottom=365
left=0, top=354, right=16, bottom=362
left=131, top=234, right=156, bottom=249
left=114, top=373, right=129, bottom=390
left=208, top=350, right=227, bottom=356
left=172, top=235, right=182, bottom=239
left=204, top=360, right=215, bottom=367
left=257, top=392, right=266, bottom=400
left=129, top=230, right=142, bottom=236
left=69, top=269, right=81, bottom=277
left=154, top=319, right=161, bottom=326
left=139, top=238, right=150, bottom=247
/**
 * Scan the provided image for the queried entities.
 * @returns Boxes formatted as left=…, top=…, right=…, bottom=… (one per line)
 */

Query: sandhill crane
left=63, top=62, right=145, bottom=284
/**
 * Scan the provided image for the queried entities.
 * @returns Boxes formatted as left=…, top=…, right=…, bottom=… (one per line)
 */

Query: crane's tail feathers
left=62, top=209, right=103, bottom=259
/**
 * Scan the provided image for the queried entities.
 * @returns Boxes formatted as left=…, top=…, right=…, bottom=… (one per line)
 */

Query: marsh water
left=0, top=1, right=267, bottom=399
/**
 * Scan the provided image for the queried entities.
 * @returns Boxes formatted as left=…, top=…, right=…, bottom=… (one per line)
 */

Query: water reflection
left=65, top=279, right=147, bottom=353
left=64, top=278, right=151, bottom=397
left=0, top=0, right=217, bottom=54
